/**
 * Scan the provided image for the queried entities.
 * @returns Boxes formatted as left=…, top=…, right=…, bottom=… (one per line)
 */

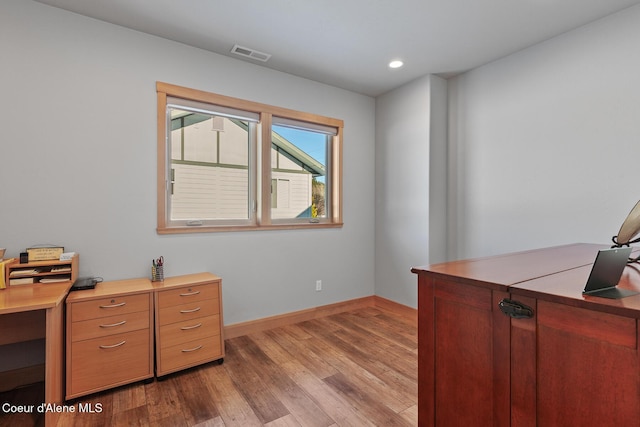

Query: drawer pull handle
left=498, top=298, right=534, bottom=319
left=180, top=307, right=201, bottom=314
left=99, top=320, right=127, bottom=328
left=99, top=302, right=126, bottom=309
left=180, top=290, right=201, bottom=297
left=181, top=323, right=203, bottom=330
left=99, top=340, right=126, bottom=349
left=182, top=345, right=203, bottom=353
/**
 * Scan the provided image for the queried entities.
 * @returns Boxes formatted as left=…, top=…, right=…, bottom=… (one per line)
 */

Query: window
left=157, top=82, right=343, bottom=233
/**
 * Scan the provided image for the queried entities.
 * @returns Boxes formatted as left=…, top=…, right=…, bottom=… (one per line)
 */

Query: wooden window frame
left=156, top=82, right=344, bottom=234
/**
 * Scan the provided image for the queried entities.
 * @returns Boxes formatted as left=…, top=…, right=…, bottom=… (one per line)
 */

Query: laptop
left=582, top=247, right=637, bottom=299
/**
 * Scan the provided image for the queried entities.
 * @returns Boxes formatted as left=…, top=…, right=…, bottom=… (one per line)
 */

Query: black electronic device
left=70, top=277, right=100, bottom=291
left=582, top=247, right=637, bottom=299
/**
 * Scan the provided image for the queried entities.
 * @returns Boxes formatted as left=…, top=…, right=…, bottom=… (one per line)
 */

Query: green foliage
left=312, top=178, right=325, bottom=217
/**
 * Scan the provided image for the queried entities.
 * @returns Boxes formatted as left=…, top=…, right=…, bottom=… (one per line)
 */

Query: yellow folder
left=0, top=259, right=16, bottom=290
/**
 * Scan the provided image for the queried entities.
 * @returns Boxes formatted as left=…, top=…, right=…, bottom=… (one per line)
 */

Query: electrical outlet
left=316, top=280, right=322, bottom=291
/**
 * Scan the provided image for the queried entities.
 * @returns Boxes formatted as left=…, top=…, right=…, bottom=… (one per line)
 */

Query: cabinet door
left=418, top=275, right=510, bottom=427
left=512, top=299, right=640, bottom=427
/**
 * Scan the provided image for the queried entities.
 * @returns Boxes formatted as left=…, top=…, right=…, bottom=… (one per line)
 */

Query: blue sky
left=273, top=125, right=327, bottom=167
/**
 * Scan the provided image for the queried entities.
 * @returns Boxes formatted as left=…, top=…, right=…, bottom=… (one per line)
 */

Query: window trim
left=156, top=81, right=343, bottom=234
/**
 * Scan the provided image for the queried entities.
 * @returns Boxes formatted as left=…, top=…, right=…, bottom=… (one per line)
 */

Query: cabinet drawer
left=71, top=293, right=150, bottom=322
left=157, top=283, right=218, bottom=309
left=158, top=299, right=219, bottom=326
left=159, top=336, right=222, bottom=374
left=159, top=314, right=220, bottom=349
left=68, top=328, right=151, bottom=397
left=71, top=311, right=150, bottom=343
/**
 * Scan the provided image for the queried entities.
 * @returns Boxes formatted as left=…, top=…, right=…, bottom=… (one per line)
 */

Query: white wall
left=429, top=77, right=449, bottom=264
left=374, top=75, right=448, bottom=308
left=0, top=0, right=376, bottom=326
left=448, top=5, right=640, bottom=260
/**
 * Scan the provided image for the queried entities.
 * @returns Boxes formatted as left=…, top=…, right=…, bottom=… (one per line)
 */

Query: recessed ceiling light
left=389, top=60, right=404, bottom=69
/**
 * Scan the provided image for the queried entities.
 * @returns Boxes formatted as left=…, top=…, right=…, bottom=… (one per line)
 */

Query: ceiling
left=35, top=0, right=640, bottom=97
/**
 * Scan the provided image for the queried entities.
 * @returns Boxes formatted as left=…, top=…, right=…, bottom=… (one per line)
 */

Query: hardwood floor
left=0, top=306, right=417, bottom=427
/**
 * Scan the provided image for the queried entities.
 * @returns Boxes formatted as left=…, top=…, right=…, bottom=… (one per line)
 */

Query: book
left=10, top=277, right=35, bottom=285
left=10, top=268, right=40, bottom=277
left=39, top=276, right=69, bottom=284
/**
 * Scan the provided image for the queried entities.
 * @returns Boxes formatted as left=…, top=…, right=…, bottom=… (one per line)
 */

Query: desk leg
left=44, top=303, right=64, bottom=427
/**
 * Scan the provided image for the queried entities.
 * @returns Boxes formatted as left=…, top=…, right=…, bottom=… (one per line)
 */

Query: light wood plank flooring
left=0, top=306, right=417, bottom=427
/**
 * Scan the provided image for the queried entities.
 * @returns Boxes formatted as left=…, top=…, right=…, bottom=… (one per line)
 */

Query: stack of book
left=9, top=267, right=40, bottom=285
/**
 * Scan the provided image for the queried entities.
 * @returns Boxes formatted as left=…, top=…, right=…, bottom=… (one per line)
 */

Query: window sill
left=157, top=222, right=344, bottom=235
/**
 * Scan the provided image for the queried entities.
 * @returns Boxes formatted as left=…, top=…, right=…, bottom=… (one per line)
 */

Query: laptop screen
left=583, top=247, right=632, bottom=294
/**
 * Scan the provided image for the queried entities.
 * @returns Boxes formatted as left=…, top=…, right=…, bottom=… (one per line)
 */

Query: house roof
left=171, top=111, right=326, bottom=177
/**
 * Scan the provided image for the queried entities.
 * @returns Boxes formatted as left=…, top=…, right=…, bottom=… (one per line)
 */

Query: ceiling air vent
left=230, top=44, right=271, bottom=62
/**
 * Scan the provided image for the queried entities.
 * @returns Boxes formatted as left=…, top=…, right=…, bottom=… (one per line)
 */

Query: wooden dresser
left=153, top=273, right=224, bottom=377
left=65, top=278, right=153, bottom=400
left=65, top=273, right=224, bottom=399
left=412, top=243, right=640, bottom=427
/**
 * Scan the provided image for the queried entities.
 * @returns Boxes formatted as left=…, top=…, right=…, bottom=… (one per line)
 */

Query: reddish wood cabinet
left=413, top=243, right=640, bottom=427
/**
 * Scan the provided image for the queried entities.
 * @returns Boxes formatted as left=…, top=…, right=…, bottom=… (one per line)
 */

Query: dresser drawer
left=159, top=336, right=222, bottom=374
left=158, top=299, right=219, bottom=326
left=71, top=310, right=150, bottom=342
left=71, top=293, right=150, bottom=322
left=159, top=314, right=220, bottom=349
left=157, top=283, right=218, bottom=309
left=68, top=328, right=151, bottom=397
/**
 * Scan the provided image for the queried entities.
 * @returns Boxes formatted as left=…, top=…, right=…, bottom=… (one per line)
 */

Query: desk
left=412, top=243, right=640, bottom=427
left=0, top=282, right=72, bottom=427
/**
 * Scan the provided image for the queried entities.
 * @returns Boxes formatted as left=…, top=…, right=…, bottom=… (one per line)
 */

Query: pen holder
left=152, top=264, right=164, bottom=282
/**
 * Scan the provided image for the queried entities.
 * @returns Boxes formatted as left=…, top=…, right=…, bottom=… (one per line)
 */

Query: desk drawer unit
left=66, top=286, right=154, bottom=400
left=155, top=278, right=224, bottom=376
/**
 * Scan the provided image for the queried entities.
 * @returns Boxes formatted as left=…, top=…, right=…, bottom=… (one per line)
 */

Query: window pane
left=169, top=107, right=251, bottom=221
left=157, top=82, right=343, bottom=233
left=271, top=124, right=328, bottom=220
